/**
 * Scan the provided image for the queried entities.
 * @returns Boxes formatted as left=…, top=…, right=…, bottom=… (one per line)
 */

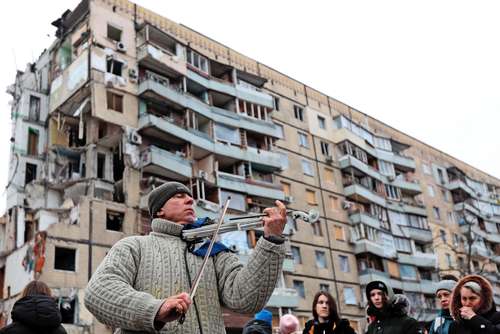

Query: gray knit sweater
left=84, top=218, right=285, bottom=333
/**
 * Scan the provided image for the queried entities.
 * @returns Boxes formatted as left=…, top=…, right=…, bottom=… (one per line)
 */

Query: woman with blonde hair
left=0, top=280, right=67, bottom=334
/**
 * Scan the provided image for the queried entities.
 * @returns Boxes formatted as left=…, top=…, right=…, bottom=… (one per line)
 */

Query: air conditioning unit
left=486, top=214, right=492, bottom=219
left=490, top=194, right=497, bottom=200
left=477, top=192, right=482, bottom=197
left=342, top=201, right=352, bottom=210
left=116, top=41, right=127, bottom=52
left=105, top=74, right=116, bottom=88
left=325, top=155, right=334, bottom=164
left=387, top=175, right=395, bottom=182
left=128, top=130, right=142, bottom=145
left=198, top=170, right=208, bottom=179
left=128, top=68, right=138, bottom=82
left=284, top=195, right=294, bottom=203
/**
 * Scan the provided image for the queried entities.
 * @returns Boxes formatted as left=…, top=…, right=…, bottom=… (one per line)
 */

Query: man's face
left=436, top=290, right=451, bottom=309
left=157, top=193, right=195, bottom=224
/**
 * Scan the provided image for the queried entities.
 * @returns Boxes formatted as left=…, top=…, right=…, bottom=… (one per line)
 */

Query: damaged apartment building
left=1, top=0, right=500, bottom=333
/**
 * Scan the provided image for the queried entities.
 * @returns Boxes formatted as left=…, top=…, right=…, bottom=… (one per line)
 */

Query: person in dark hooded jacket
left=365, top=280, right=422, bottom=334
left=448, top=275, right=500, bottom=334
left=242, top=309, right=273, bottom=334
left=0, top=280, right=66, bottom=334
left=302, top=291, right=356, bottom=334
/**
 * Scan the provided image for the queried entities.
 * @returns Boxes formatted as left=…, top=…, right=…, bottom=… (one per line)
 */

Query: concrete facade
left=1, top=0, right=500, bottom=332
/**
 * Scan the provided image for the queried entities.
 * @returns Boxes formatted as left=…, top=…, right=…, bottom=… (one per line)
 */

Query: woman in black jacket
left=365, top=280, right=421, bottom=334
left=0, top=280, right=67, bottom=334
left=303, top=291, right=356, bottom=334
left=448, top=275, right=500, bottom=334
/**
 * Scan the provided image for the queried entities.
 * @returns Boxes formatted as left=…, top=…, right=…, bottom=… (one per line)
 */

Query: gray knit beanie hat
left=148, top=182, right=192, bottom=217
left=436, top=279, right=456, bottom=295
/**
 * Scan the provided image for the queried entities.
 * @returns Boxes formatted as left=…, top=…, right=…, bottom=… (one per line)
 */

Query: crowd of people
left=2, top=183, right=500, bottom=334
left=240, top=274, right=500, bottom=334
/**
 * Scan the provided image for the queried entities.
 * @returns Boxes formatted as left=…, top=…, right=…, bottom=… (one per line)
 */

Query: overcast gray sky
left=1, top=1, right=499, bottom=213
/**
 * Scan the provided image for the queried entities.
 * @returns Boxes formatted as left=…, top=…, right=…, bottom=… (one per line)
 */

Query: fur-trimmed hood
left=450, top=275, right=494, bottom=321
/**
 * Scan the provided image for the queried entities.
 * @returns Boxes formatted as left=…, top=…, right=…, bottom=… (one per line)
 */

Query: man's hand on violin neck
left=263, top=200, right=287, bottom=237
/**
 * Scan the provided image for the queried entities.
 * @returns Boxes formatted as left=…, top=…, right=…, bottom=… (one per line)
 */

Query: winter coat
left=365, top=293, right=421, bottom=334
left=85, top=218, right=285, bottom=334
left=242, top=319, right=272, bottom=334
left=429, top=309, right=453, bottom=334
left=303, top=318, right=356, bottom=334
left=448, top=275, right=500, bottom=334
left=0, top=295, right=67, bottom=334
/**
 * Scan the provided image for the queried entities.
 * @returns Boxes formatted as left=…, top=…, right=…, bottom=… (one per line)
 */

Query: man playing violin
left=85, top=181, right=287, bottom=334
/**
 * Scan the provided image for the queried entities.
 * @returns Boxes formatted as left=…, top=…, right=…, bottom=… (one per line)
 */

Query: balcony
left=399, top=225, right=433, bottom=243
left=353, top=238, right=397, bottom=259
left=358, top=269, right=390, bottom=285
left=137, top=44, right=187, bottom=78
left=447, top=179, right=477, bottom=199
left=216, top=171, right=285, bottom=200
left=266, top=287, right=299, bottom=308
left=420, top=279, right=437, bottom=294
left=140, top=146, right=193, bottom=180
left=49, top=50, right=90, bottom=114
left=349, top=212, right=382, bottom=230
left=138, top=114, right=282, bottom=170
left=398, top=252, right=437, bottom=268
left=387, top=200, right=427, bottom=217
left=344, top=184, right=387, bottom=207
left=391, top=176, right=421, bottom=195
left=339, top=155, right=383, bottom=182
left=376, top=149, right=416, bottom=170
left=466, top=244, right=491, bottom=259
left=138, top=76, right=280, bottom=137
left=186, top=70, right=274, bottom=108
left=454, top=201, right=480, bottom=217
left=491, top=255, right=500, bottom=265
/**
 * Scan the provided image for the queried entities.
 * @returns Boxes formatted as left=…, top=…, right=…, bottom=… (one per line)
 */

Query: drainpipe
left=311, top=135, right=342, bottom=313
left=88, top=198, right=93, bottom=281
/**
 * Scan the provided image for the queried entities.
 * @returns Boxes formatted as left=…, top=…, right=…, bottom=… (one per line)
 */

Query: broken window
left=24, top=220, right=36, bottom=243
left=59, top=297, right=76, bottom=324
left=54, top=247, right=76, bottom=271
left=25, top=163, right=37, bottom=185
left=320, top=141, right=330, bottom=156
left=27, top=128, right=39, bottom=156
left=107, top=24, right=122, bottom=42
left=29, top=96, right=40, bottom=122
left=58, top=40, right=72, bottom=71
left=186, top=49, right=208, bottom=73
left=97, top=153, right=106, bottom=179
left=107, top=91, right=123, bottom=112
left=106, top=58, right=123, bottom=76
left=294, top=105, right=304, bottom=121
left=98, top=122, right=107, bottom=139
left=113, top=150, right=124, bottom=182
left=106, top=210, right=124, bottom=232
left=273, top=96, right=280, bottom=111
